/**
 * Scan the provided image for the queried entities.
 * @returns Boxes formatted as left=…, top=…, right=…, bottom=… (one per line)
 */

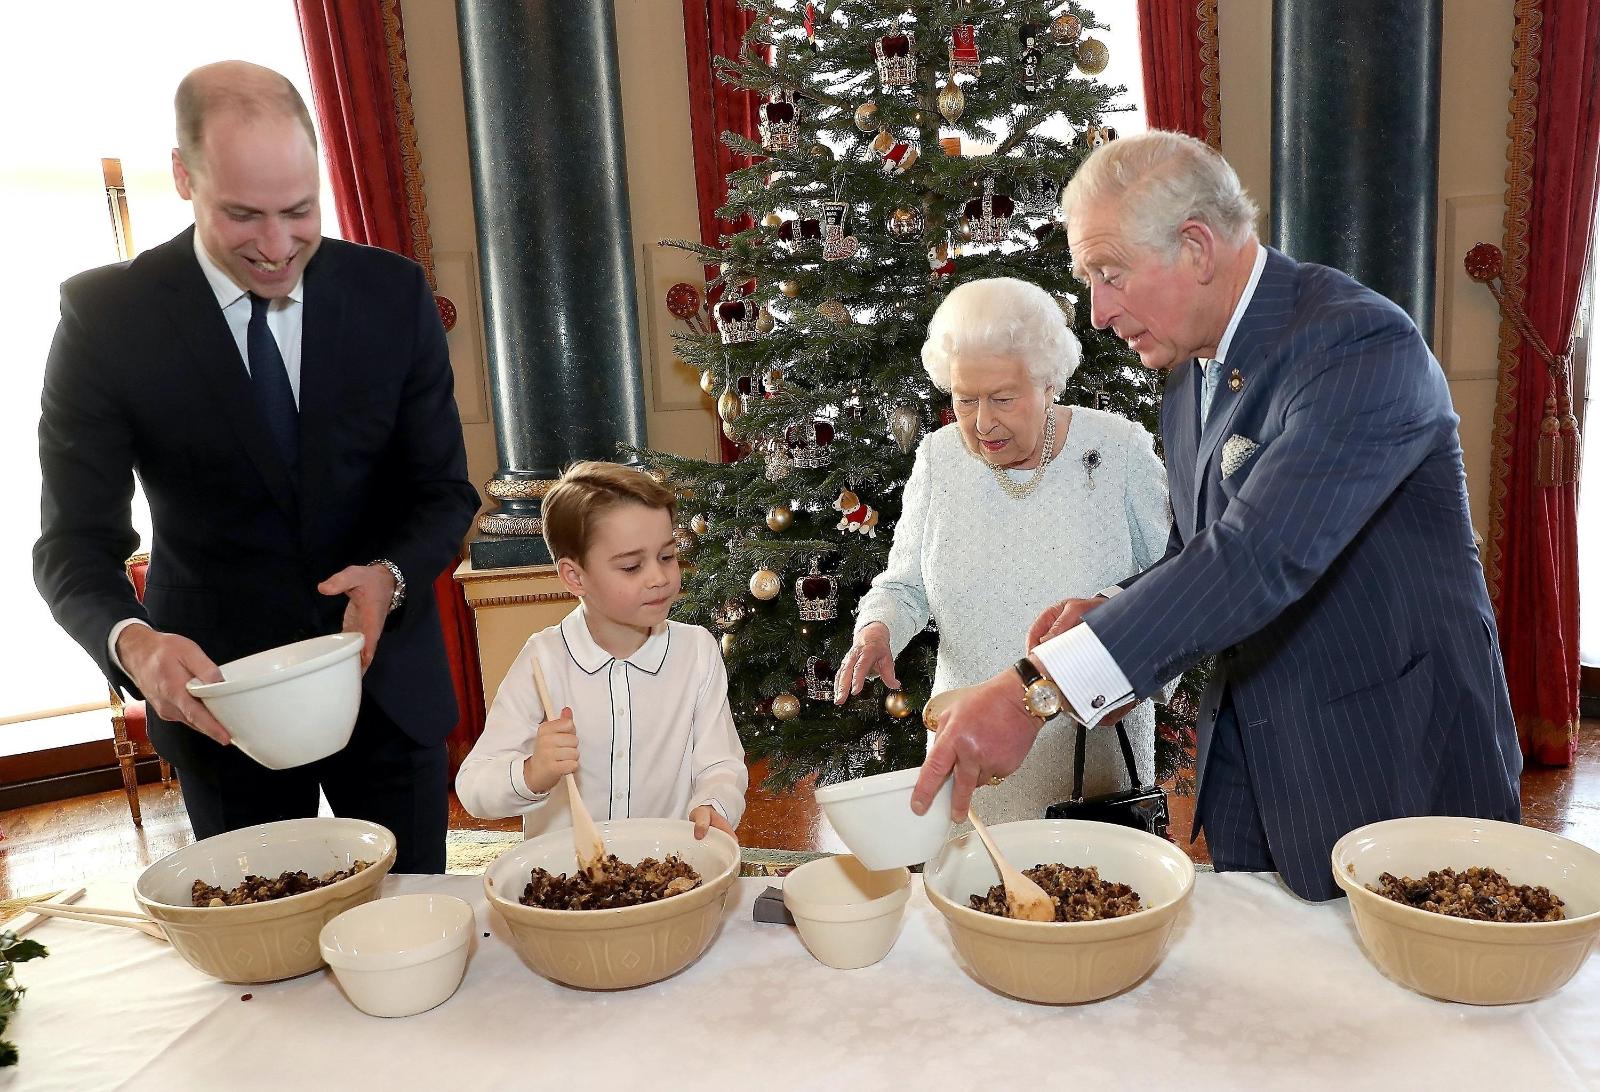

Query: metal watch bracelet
left=369, top=559, right=406, bottom=613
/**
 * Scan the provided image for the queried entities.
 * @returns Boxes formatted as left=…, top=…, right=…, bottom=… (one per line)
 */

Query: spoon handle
left=530, top=654, right=607, bottom=871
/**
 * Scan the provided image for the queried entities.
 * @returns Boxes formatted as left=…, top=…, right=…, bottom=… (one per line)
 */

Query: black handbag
left=1044, top=718, right=1170, bottom=840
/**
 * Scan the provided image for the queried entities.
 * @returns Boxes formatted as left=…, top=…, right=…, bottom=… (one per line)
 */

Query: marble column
left=457, top=0, right=648, bottom=568
left=1270, top=0, right=1441, bottom=340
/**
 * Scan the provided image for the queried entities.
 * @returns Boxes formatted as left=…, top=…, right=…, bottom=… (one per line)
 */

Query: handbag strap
left=1069, top=717, right=1146, bottom=803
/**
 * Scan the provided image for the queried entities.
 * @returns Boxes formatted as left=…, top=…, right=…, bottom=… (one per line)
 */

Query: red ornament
left=1464, top=242, right=1504, bottom=284
left=434, top=294, right=457, bottom=332
left=666, top=282, right=702, bottom=320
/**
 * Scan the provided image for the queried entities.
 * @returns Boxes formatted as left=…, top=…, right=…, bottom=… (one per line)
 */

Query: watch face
left=1027, top=683, right=1063, bottom=719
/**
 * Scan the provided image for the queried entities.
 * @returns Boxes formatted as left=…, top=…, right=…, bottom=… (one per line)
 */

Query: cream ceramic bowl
left=484, top=819, right=739, bottom=990
left=924, top=819, right=1195, bottom=1004
left=135, top=817, right=396, bottom=983
left=1331, top=816, right=1600, bottom=1004
left=783, top=855, right=911, bottom=970
left=186, top=633, right=363, bottom=769
left=814, top=767, right=954, bottom=871
left=319, top=894, right=473, bottom=1017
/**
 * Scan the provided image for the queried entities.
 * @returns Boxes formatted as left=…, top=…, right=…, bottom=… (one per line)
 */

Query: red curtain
left=1486, top=0, right=1600, bottom=765
left=1136, top=0, right=1220, bottom=145
left=295, top=0, right=487, bottom=769
left=682, top=0, right=762, bottom=464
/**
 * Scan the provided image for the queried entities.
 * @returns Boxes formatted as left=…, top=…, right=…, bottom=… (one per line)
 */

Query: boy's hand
left=522, top=706, right=578, bottom=795
left=691, top=805, right=735, bottom=840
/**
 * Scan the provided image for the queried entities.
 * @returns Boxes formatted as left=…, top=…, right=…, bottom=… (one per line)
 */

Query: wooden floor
left=2, top=725, right=1596, bottom=902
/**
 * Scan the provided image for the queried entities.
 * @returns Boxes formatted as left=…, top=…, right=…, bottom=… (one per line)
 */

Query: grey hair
left=1061, top=130, right=1259, bottom=258
left=921, top=277, right=1081, bottom=393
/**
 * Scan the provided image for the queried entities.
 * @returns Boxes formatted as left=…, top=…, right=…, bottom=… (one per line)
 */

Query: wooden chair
left=110, top=553, right=174, bottom=825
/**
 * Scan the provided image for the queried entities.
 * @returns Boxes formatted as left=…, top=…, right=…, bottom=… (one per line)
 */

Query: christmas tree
left=640, top=0, right=1199, bottom=790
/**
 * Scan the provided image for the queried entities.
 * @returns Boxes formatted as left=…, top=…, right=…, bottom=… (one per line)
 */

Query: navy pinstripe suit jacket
left=1089, top=246, right=1522, bottom=901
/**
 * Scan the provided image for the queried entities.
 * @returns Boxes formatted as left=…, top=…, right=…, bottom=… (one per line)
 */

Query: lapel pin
left=1228, top=368, right=1244, bottom=393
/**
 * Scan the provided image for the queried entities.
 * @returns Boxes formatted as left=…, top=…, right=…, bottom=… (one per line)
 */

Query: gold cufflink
left=1229, top=368, right=1244, bottom=392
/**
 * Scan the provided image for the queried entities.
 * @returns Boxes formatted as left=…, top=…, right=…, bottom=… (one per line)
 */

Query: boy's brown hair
left=541, top=461, right=677, bottom=563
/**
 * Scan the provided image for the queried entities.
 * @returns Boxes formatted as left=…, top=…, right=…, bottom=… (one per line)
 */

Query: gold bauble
left=749, top=568, right=782, bottom=600
left=809, top=143, right=835, bottom=162
left=672, top=526, right=696, bottom=551
left=721, top=632, right=739, bottom=656
left=884, top=690, right=912, bottom=719
left=755, top=305, right=775, bottom=334
left=699, top=369, right=717, bottom=395
left=772, top=692, right=801, bottom=720
left=1054, top=293, right=1076, bottom=324
left=766, top=504, right=794, bottom=532
left=780, top=279, right=801, bottom=298
left=763, top=212, right=783, bottom=228
left=723, top=419, right=741, bottom=442
left=818, top=299, right=853, bottom=325
left=1076, top=37, right=1110, bottom=75
left=690, top=513, right=710, bottom=535
left=717, top=388, right=742, bottom=423
left=937, top=78, right=965, bottom=124
left=854, top=101, right=878, bottom=132
left=1051, top=13, right=1083, bottom=44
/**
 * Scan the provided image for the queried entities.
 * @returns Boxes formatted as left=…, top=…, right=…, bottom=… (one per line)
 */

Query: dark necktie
left=247, top=293, right=298, bottom=471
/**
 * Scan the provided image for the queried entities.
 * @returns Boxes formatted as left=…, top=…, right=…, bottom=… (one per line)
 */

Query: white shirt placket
left=608, top=661, right=631, bottom=818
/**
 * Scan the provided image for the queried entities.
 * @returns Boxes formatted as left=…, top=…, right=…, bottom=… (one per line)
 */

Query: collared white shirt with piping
left=455, top=603, right=748, bottom=839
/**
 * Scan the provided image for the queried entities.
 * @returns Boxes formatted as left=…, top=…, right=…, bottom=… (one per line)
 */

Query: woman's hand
left=834, top=622, right=901, bottom=703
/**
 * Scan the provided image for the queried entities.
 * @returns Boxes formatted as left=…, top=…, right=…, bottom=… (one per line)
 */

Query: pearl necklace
left=988, top=409, right=1059, bottom=500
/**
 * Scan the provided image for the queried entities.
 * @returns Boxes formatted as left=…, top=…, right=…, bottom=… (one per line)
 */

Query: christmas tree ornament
left=721, top=632, right=738, bottom=657
left=873, top=32, right=916, bottom=88
left=771, top=692, right=801, bottom=720
left=779, top=279, right=801, bottom=298
left=871, top=130, right=919, bottom=175
left=963, top=177, right=1016, bottom=246
left=854, top=101, right=879, bottom=132
left=786, top=420, right=835, bottom=469
left=763, top=438, right=793, bottom=481
left=749, top=567, right=782, bottom=600
left=890, top=404, right=922, bottom=453
left=673, top=524, right=696, bottom=550
left=762, top=212, right=783, bottom=228
left=1019, top=23, right=1045, bottom=92
left=809, top=143, right=835, bottom=164
left=949, top=24, right=980, bottom=77
left=761, top=366, right=784, bottom=395
left=884, top=690, right=912, bottom=718
left=928, top=238, right=956, bottom=279
left=1033, top=221, right=1061, bottom=248
left=821, top=199, right=861, bottom=261
left=715, top=289, right=761, bottom=344
left=817, top=299, right=854, bottom=325
left=765, top=503, right=794, bottom=532
left=1018, top=144, right=1062, bottom=215
left=755, top=305, right=776, bottom=335
left=1051, top=13, right=1083, bottom=44
left=794, top=557, right=840, bottom=621
left=714, top=599, right=747, bottom=631
left=1054, top=292, right=1077, bottom=323
left=804, top=656, right=835, bottom=701
left=735, top=373, right=759, bottom=414
left=776, top=216, right=823, bottom=251
left=834, top=489, right=880, bottom=537
left=759, top=88, right=799, bottom=153
left=1075, top=124, right=1119, bottom=150
left=699, top=368, right=717, bottom=395
left=887, top=206, right=924, bottom=243
left=937, top=77, right=966, bottom=124
left=689, top=513, right=710, bottom=535
left=1076, top=36, right=1110, bottom=75
left=722, top=419, right=742, bottom=443
left=717, top=387, right=743, bottom=423
left=802, top=1, right=820, bottom=52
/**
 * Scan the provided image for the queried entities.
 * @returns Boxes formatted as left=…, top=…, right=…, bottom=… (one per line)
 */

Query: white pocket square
left=1221, top=435, right=1259, bottom=479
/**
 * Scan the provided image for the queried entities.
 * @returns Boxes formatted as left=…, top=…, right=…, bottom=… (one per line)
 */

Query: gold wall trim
left=382, top=0, right=436, bottom=289
left=1197, top=0, right=1221, bottom=149
left=473, top=592, right=579, bottom=609
left=1482, top=0, right=1542, bottom=609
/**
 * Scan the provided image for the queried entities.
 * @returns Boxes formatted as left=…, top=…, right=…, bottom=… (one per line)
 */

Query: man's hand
left=911, top=668, right=1041, bottom=821
left=834, top=621, right=900, bottom=703
left=317, top=564, right=396, bottom=673
left=522, top=706, right=578, bottom=795
left=1026, top=595, right=1107, bottom=650
left=691, top=804, right=736, bottom=840
left=116, top=625, right=230, bottom=744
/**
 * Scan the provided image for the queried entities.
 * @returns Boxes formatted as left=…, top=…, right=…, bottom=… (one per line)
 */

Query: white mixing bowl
left=320, top=894, right=474, bottom=1017
left=187, top=633, right=363, bottom=769
left=813, top=767, right=954, bottom=871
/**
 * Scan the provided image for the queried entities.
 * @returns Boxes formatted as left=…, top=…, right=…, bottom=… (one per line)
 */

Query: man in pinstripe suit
left=913, top=131, right=1522, bottom=902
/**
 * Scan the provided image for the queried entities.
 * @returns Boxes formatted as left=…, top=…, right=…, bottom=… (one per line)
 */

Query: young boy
left=456, top=461, right=746, bottom=840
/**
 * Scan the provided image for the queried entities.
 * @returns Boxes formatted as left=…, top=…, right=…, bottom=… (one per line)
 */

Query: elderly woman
left=836, top=277, right=1170, bottom=824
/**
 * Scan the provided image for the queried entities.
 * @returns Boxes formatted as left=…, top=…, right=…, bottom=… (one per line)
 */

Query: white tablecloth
left=8, top=872, right=1599, bottom=1091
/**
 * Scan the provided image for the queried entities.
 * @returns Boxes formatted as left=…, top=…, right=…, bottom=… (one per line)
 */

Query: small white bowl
left=783, top=855, right=911, bottom=970
left=319, top=894, right=473, bottom=1018
left=814, top=767, right=953, bottom=871
left=187, top=633, right=363, bottom=769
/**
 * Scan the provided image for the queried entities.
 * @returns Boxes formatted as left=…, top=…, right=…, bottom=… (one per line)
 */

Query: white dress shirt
left=1036, top=242, right=1266, bottom=728
left=455, top=604, right=748, bottom=839
left=107, top=233, right=308, bottom=670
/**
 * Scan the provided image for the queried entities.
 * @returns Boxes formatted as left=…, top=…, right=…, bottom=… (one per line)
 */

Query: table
left=9, top=873, right=1599, bottom=1091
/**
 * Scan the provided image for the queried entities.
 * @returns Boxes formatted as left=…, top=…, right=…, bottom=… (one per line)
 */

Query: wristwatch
left=369, top=559, right=406, bottom=613
left=1013, top=657, right=1064, bottom=721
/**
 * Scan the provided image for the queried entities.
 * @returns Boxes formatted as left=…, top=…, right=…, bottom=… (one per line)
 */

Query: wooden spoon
left=966, top=812, right=1057, bottom=922
left=21, top=903, right=168, bottom=940
left=529, top=655, right=608, bottom=877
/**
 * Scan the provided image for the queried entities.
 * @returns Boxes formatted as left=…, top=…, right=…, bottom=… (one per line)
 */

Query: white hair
left=921, top=277, right=1081, bottom=394
left=1061, top=130, right=1260, bottom=258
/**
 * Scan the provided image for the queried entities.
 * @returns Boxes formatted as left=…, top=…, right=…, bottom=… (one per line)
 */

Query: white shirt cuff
left=1096, top=585, right=1123, bottom=600
left=108, top=618, right=152, bottom=675
left=1032, top=622, right=1134, bottom=730
left=510, top=755, right=550, bottom=805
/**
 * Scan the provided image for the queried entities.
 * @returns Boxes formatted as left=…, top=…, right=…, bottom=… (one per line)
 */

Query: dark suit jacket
left=34, top=227, right=479, bottom=763
left=1091, top=246, right=1522, bottom=901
